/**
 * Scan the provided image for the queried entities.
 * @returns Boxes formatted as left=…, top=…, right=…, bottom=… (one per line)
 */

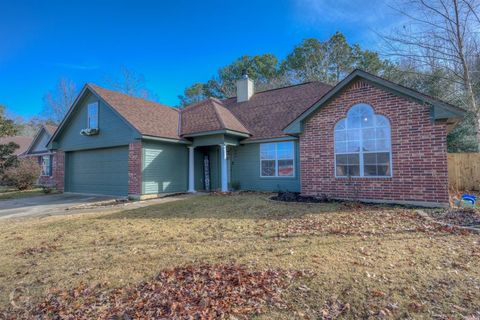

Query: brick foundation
left=128, top=141, right=142, bottom=197
left=300, top=79, right=449, bottom=206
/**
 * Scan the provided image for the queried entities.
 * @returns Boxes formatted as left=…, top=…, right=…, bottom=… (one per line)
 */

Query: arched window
left=334, top=103, right=391, bottom=177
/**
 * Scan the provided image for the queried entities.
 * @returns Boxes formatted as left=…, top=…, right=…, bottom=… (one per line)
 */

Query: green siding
left=29, top=129, right=50, bottom=153
left=54, top=91, right=138, bottom=151
left=231, top=141, right=301, bottom=192
left=142, top=141, right=188, bottom=194
left=65, top=146, right=129, bottom=196
left=191, top=134, right=241, bottom=147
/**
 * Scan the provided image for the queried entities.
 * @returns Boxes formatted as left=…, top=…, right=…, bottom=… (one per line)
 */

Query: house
left=47, top=69, right=465, bottom=207
left=23, top=125, right=59, bottom=186
left=0, top=136, right=33, bottom=157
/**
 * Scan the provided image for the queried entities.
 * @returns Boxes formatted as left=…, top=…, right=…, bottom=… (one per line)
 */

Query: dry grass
left=0, top=193, right=479, bottom=319
left=0, top=187, right=45, bottom=200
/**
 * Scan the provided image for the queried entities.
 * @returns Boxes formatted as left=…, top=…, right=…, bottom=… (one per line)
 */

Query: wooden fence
left=448, top=153, right=480, bottom=191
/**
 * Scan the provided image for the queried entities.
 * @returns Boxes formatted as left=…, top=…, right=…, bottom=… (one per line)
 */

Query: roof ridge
left=222, top=81, right=332, bottom=102
left=211, top=101, right=226, bottom=129
left=215, top=102, right=252, bottom=134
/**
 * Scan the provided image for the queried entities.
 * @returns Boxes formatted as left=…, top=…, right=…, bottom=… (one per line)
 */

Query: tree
left=383, top=0, right=480, bottom=150
left=43, top=78, right=77, bottom=124
left=108, top=66, right=155, bottom=100
left=178, top=54, right=286, bottom=107
left=0, top=105, right=19, bottom=176
left=282, top=32, right=391, bottom=84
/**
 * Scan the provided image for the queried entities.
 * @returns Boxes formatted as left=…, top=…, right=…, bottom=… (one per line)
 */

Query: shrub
left=230, top=181, right=241, bottom=191
left=42, top=186, right=54, bottom=194
left=3, top=158, right=41, bottom=190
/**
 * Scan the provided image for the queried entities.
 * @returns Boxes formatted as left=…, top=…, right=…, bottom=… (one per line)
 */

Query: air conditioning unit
left=80, top=128, right=99, bottom=136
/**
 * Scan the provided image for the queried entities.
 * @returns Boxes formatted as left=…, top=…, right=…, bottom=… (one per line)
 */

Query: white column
left=188, top=146, right=195, bottom=193
left=220, top=144, right=228, bottom=192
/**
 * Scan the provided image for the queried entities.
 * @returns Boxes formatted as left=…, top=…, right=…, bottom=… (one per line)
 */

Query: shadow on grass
left=96, top=194, right=347, bottom=221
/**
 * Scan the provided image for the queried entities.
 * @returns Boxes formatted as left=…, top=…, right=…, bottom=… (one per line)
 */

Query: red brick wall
left=53, top=151, right=65, bottom=192
left=128, top=141, right=142, bottom=196
left=29, top=153, right=64, bottom=191
left=300, top=79, right=449, bottom=205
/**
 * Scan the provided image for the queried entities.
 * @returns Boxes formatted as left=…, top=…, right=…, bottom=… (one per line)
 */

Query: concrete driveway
left=0, top=193, right=117, bottom=219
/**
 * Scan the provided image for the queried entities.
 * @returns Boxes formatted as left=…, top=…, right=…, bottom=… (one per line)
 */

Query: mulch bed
left=2, top=264, right=306, bottom=320
left=271, top=192, right=336, bottom=203
left=429, top=207, right=480, bottom=227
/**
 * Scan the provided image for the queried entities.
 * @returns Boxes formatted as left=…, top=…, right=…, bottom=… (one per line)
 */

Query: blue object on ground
left=462, top=194, right=477, bottom=205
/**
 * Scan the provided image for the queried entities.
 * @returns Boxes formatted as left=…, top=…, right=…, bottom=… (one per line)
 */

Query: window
left=87, top=102, right=98, bottom=129
left=260, top=142, right=294, bottom=177
left=334, top=103, right=391, bottom=177
left=41, top=155, right=52, bottom=176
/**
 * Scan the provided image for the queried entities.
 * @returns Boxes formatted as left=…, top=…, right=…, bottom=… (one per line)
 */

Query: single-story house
left=23, top=124, right=59, bottom=186
left=47, top=69, right=465, bottom=207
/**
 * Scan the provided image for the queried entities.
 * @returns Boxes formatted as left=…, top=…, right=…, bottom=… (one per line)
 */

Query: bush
left=3, top=158, right=41, bottom=190
left=230, top=181, right=241, bottom=191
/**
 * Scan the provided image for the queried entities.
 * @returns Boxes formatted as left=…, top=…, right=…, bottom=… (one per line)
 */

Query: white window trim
left=87, top=102, right=99, bottom=129
left=40, top=155, right=52, bottom=177
left=334, top=104, right=393, bottom=179
left=334, top=152, right=393, bottom=179
left=259, top=142, right=296, bottom=178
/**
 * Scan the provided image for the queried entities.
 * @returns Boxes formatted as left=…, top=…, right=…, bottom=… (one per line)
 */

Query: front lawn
left=0, top=194, right=479, bottom=318
left=0, top=187, right=45, bottom=200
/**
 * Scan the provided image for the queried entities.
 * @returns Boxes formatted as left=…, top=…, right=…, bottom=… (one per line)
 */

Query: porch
left=186, top=132, right=244, bottom=193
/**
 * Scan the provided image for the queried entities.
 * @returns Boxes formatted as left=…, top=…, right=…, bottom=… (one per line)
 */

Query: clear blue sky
left=0, top=0, right=397, bottom=118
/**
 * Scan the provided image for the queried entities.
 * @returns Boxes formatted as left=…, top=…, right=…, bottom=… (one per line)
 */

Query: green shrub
left=230, top=181, right=241, bottom=191
left=3, top=158, right=41, bottom=190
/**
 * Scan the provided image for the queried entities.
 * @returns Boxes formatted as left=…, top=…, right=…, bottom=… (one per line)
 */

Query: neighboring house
left=23, top=125, right=58, bottom=186
left=47, top=69, right=465, bottom=207
left=0, top=136, right=34, bottom=157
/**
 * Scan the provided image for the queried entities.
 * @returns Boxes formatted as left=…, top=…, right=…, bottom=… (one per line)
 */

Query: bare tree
left=108, top=66, right=152, bottom=99
left=43, top=78, right=77, bottom=124
left=382, top=0, right=480, bottom=149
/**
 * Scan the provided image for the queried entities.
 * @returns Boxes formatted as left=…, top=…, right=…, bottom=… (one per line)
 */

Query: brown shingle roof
left=88, top=84, right=182, bottom=140
left=222, top=81, right=332, bottom=141
left=180, top=98, right=250, bottom=136
left=0, top=136, right=34, bottom=156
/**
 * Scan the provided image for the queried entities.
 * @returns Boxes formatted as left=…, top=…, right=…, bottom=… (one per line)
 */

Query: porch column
left=220, top=144, right=228, bottom=192
left=188, top=146, right=195, bottom=193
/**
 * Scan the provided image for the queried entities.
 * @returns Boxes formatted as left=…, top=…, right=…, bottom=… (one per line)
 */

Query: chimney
left=236, top=74, right=254, bottom=102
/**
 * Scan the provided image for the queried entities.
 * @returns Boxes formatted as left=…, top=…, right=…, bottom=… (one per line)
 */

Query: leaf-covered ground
left=0, top=193, right=479, bottom=319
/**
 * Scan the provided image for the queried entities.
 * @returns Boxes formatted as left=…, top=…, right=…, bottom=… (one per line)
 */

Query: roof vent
left=236, top=74, right=254, bottom=102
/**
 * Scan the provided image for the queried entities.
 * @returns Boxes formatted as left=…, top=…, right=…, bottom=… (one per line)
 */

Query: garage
left=65, top=146, right=129, bottom=196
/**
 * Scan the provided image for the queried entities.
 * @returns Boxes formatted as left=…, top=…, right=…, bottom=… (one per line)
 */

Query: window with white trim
left=334, top=103, right=392, bottom=177
left=41, top=155, right=52, bottom=176
left=260, top=142, right=294, bottom=177
left=87, top=102, right=99, bottom=129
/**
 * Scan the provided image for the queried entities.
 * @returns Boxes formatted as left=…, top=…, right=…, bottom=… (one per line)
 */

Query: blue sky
left=0, top=0, right=397, bottom=118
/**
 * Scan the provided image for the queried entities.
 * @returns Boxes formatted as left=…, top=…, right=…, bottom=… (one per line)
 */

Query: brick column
left=128, top=141, right=142, bottom=198
left=53, top=151, right=65, bottom=192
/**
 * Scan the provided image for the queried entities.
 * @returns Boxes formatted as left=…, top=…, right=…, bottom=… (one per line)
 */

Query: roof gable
left=180, top=98, right=250, bottom=136
left=49, top=84, right=185, bottom=148
left=88, top=85, right=181, bottom=140
left=49, top=87, right=140, bottom=150
left=25, top=125, right=57, bottom=155
left=284, top=69, right=466, bottom=134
